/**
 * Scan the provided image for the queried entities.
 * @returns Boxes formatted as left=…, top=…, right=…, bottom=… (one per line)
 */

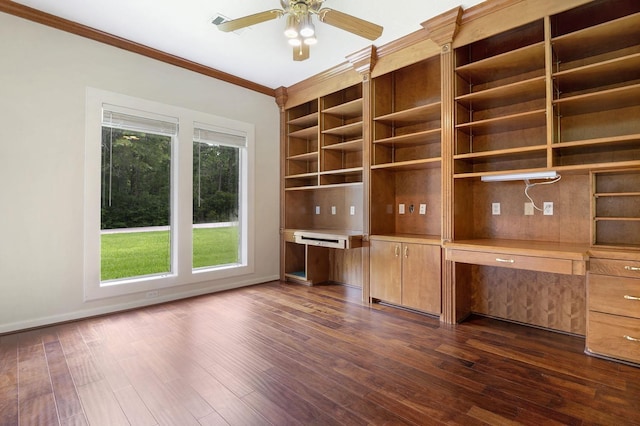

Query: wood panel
left=370, top=240, right=402, bottom=304
left=466, top=172, right=591, bottom=243
left=403, top=243, right=442, bottom=314
left=469, top=265, right=586, bottom=334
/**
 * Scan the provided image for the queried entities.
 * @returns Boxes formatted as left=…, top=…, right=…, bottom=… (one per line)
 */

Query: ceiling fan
left=216, top=0, right=383, bottom=61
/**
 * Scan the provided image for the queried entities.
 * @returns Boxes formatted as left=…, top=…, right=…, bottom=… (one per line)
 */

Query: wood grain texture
left=469, top=265, right=586, bottom=334
left=2, top=281, right=639, bottom=425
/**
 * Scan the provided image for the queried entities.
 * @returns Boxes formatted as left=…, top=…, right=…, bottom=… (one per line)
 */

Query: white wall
left=0, top=12, right=281, bottom=333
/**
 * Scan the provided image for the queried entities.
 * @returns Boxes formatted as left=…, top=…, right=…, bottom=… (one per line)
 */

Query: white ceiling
left=12, top=0, right=486, bottom=90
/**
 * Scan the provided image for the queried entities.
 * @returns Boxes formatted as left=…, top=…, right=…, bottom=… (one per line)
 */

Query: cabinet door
left=370, top=240, right=402, bottom=305
left=402, top=243, right=441, bottom=314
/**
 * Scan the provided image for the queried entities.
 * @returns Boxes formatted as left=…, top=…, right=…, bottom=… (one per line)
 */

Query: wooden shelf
left=319, top=167, right=363, bottom=176
left=374, top=128, right=441, bottom=146
left=288, top=125, right=318, bottom=139
left=287, top=151, right=317, bottom=161
left=374, top=102, right=441, bottom=125
left=322, top=121, right=363, bottom=138
left=552, top=12, right=640, bottom=63
left=322, top=98, right=362, bottom=118
left=456, top=76, right=546, bottom=110
left=456, top=109, right=546, bottom=135
left=288, top=111, right=318, bottom=127
left=553, top=53, right=640, bottom=95
left=371, top=157, right=441, bottom=171
left=454, top=144, right=547, bottom=160
left=456, top=42, right=545, bottom=83
left=553, top=83, right=640, bottom=116
left=322, top=140, right=362, bottom=152
left=553, top=133, right=640, bottom=149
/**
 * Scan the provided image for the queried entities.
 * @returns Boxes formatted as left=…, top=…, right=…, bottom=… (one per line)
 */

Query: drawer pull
left=496, top=258, right=515, bottom=264
left=624, top=335, right=640, bottom=343
left=624, top=266, right=640, bottom=272
left=394, top=245, right=400, bottom=257
left=624, top=295, right=640, bottom=301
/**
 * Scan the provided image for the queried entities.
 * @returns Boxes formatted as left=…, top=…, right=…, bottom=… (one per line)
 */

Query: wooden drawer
left=590, top=258, right=640, bottom=279
left=589, top=274, right=640, bottom=319
left=446, top=249, right=575, bottom=275
left=587, top=311, right=640, bottom=364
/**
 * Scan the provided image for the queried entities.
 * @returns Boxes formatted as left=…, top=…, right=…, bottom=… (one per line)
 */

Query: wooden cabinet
left=550, top=0, right=640, bottom=169
left=279, top=0, right=640, bottom=366
left=592, top=169, right=640, bottom=248
left=453, top=20, right=547, bottom=177
left=587, top=255, right=640, bottom=365
left=282, top=83, right=365, bottom=288
left=370, top=238, right=441, bottom=315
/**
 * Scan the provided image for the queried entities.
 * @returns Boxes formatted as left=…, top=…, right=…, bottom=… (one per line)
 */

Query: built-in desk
left=445, top=239, right=590, bottom=335
left=445, top=239, right=589, bottom=275
left=283, top=229, right=363, bottom=286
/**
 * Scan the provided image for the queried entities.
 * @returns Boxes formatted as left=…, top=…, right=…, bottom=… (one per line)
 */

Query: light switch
left=492, top=203, right=501, bottom=215
left=315, top=205, right=320, bottom=215
left=399, top=203, right=405, bottom=214
left=419, top=204, right=427, bottom=215
left=331, top=206, right=336, bottom=215
left=349, top=206, right=355, bottom=215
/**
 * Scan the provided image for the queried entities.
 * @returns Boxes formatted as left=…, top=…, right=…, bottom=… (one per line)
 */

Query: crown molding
left=0, top=0, right=276, bottom=97
left=421, top=7, right=463, bottom=47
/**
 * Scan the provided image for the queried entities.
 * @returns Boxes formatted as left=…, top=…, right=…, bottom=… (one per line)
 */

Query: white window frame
left=84, top=88, right=254, bottom=301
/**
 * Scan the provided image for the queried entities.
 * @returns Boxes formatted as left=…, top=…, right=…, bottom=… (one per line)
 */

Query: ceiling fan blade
left=318, top=9, right=383, bottom=40
left=293, top=43, right=310, bottom=61
left=217, top=10, right=283, bottom=32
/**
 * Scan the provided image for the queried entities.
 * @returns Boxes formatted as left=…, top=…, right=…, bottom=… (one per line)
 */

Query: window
left=101, top=107, right=176, bottom=281
left=193, top=126, right=245, bottom=270
left=84, top=88, right=254, bottom=300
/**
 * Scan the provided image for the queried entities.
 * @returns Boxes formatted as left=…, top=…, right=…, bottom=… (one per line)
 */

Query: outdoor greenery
left=101, top=128, right=239, bottom=229
left=101, top=226, right=239, bottom=281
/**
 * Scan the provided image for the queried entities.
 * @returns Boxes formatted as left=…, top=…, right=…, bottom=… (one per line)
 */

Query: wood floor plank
left=2, top=281, right=640, bottom=425
left=77, top=379, right=129, bottom=426
left=19, top=392, right=59, bottom=426
left=0, top=334, right=19, bottom=426
left=113, top=385, right=157, bottom=426
left=44, top=340, right=84, bottom=421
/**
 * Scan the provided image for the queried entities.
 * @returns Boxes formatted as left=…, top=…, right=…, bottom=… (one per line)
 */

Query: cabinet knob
left=404, top=246, right=409, bottom=258
left=394, top=245, right=400, bottom=257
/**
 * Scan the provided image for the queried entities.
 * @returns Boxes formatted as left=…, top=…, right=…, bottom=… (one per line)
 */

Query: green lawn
left=101, top=226, right=239, bottom=281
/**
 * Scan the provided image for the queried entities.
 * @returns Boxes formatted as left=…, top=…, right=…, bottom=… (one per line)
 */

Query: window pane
left=193, top=142, right=240, bottom=269
left=101, top=127, right=172, bottom=281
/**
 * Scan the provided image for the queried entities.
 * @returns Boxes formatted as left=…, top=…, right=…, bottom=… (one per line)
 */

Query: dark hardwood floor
left=1, top=281, right=639, bottom=425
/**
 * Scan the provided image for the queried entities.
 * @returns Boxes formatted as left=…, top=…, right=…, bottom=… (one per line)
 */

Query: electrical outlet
left=492, top=202, right=501, bottom=215
left=419, top=204, right=427, bottom=215
left=524, top=202, right=534, bottom=216
left=331, top=206, right=336, bottom=215
left=399, top=203, right=405, bottom=214
left=315, top=205, right=320, bottom=215
left=349, top=206, right=355, bottom=216
left=543, top=202, right=553, bottom=216
left=146, top=290, right=159, bottom=298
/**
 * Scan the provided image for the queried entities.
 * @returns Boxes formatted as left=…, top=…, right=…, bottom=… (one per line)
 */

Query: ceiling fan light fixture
left=303, top=35, right=317, bottom=45
left=284, top=14, right=299, bottom=38
left=288, top=37, right=302, bottom=46
left=299, top=14, right=315, bottom=37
